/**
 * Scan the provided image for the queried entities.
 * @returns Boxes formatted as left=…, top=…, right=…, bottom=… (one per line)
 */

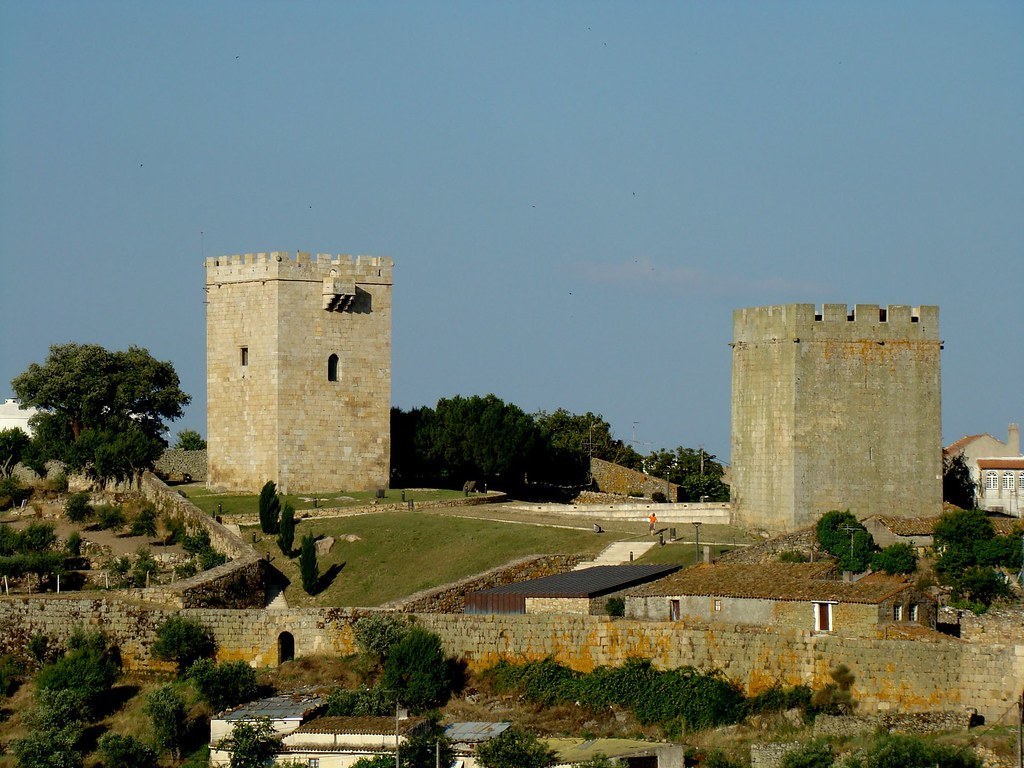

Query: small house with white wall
left=945, top=423, right=1022, bottom=516
left=0, top=399, right=37, bottom=435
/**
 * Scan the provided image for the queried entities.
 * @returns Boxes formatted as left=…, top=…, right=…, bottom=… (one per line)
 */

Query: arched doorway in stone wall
left=278, top=632, right=295, bottom=664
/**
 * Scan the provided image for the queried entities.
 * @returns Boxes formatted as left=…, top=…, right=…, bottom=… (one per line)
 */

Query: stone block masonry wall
left=731, top=304, right=942, bottom=531
left=0, top=600, right=1020, bottom=722
left=205, top=251, right=392, bottom=494
left=154, top=449, right=208, bottom=481
left=590, top=458, right=681, bottom=499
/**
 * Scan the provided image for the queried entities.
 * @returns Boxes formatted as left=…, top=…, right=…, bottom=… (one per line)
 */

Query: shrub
left=747, top=684, right=812, bottom=715
left=476, top=727, right=557, bottom=768
left=153, top=616, right=216, bottom=672
left=853, top=734, right=981, bottom=768
left=326, top=685, right=394, bottom=717
left=219, top=718, right=279, bottom=768
left=146, top=684, right=189, bottom=757
left=810, top=664, right=856, bottom=715
left=131, top=547, right=159, bottom=587
left=188, top=659, right=259, bottom=712
left=97, top=733, right=158, bottom=768
left=704, top=752, right=744, bottom=768
left=382, top=627, right=454, bottom=711
left=28, top=634, right=52, bottom=667
left=258, top=480, right=281, bottom=534
left=353, top=613, right=410, bottom=660
left=0, top=653, right=24, bottom=696
left=299, top=533, right=318, bottom=594
left=950, top=566, right=1012, bottom=609
left=20, top=521, right=57, bottom=553
left=65, top=531, right=82, bottom=557
left=0, top=476, right=30, bottom=509
left=871, top=543, right=917, bottom=575
left=182, top=528, right=211, bottom=554
left=64, top=493, right=93, bottom=523
left=780, top=740, right=833, bottom=768
left=199, top=546, right=228, bottom=570
left=163, top=514, right=186, bottom=544
left=277, top=503, right=295, bottom=555
left=605, top=596, right=625, bottom=617
left=36, top=629, right=121, bottom=720
left=175, top=560, right=198, bottom=580
left=11, top=727, right=82, bottom=768
left=651, top=491, right=667, bottom=503
left=815, top=510, right=875, bottom=572
left=130, top=507, right=158, bottom=538
left=95, top=504, right=126, bottom=531
left=778, top=550, right=809, bottom=563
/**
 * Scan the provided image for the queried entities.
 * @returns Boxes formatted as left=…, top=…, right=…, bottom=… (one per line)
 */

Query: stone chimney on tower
left=1008, top=423, right=1020, bottom=456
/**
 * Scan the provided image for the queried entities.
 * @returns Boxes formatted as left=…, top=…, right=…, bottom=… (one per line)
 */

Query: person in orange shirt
left=649, top=512, right=657, bottom=534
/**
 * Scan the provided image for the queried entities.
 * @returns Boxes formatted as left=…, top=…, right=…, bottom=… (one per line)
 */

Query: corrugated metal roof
left=222, top=693, right=324, bottom=721
left=444, top=722, right=511, bottom=743
left=470, top=564, right=681, bottom=598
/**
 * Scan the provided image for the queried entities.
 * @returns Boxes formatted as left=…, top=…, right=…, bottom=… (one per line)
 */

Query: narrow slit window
left=327, top=354, right=339, bottom=382
left=240, top=347, right=248, bottom=366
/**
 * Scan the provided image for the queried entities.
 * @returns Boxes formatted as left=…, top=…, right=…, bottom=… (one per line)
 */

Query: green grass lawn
left=180, top=483, right=466, bottom=517
left=252, top=510, right=609, bottom=607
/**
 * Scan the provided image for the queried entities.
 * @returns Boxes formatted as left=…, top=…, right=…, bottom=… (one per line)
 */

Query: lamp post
left=693, top=521, right=703, bottom=564
left=839, top=525, right=860, bottom=567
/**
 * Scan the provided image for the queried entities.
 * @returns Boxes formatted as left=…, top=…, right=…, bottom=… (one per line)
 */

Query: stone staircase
left=574, top=539, right=657, bottom=569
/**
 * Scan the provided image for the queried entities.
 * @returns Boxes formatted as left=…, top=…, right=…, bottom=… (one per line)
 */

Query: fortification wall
left=206, top=251, right=392, bottom=494
left=590, top=458, right=682, bottom=500
left=506, top=500, right=731, bottom=524
left=732, top=304, right=942, bottom=531
left=0, top=600, right=1019, bottom=722
left=154, top=449, right=208, bottom=481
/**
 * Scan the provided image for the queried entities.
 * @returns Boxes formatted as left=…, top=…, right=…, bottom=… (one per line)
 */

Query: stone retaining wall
left=505, top=501, right=731, bottom=524
left=154, top=449, right=208, bottom=482
left=590, top=457, right=681, bottom=499
left=813, top=710, right=971, bottom=737
left=382, top=554, right=584, bottom=613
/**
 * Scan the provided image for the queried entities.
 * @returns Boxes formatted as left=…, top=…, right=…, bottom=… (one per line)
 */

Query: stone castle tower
left=730, top=303, right=942, bottom=530
left=205, top=251, right=392, bottom=494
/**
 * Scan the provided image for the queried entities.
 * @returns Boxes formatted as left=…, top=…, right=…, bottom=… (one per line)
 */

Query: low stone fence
left=504, top=500, right=731, bottom=524
left=751, top=743, right=803, bottom=768
left=221, top=491, right=508, bottom=526
left=813, top=711, right=972, bottom=738
left=382, top=554, right=584, bottom=613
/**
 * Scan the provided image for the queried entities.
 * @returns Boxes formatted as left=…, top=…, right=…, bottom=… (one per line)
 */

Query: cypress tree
left=277, top=504, right=295, bottom=555
left=299, top=533, right=318, bottom=594
left=258, top=481, right=280, bottom=534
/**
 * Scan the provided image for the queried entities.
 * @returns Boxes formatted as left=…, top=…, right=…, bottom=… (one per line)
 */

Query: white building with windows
left=0, top=399, right=38, bottom=435
left=945, top=422, right=1022, bottom=516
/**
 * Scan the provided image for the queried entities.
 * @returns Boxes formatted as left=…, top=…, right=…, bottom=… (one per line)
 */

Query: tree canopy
left=11, top=343, right=190, bottom=483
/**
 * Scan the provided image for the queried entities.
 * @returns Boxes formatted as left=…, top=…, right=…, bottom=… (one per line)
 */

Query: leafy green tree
left=950, top=566, right=1012, bottom=610
left=11, top=728, right=82, bottom=768
left=870, top=543, right=917, bottom=575
left=188, top=659, right=259, bottom=712
left=642, top=446, right=729, bottom=501
left=36, top=629, right=121, bottom=720
left=13, top=344, right=189, bottom=484
left=277, top=503, right=295, bottom=554
left=299, top=533, right=319, bottom=594
left=351, top=757, right=395, bottom=768
left=152, top=616, right=217, bottom=672
left=0, top=475, right=29, bottom=509
left=20, top=521, right=57, bottom=552
left=97, top=733, right=158, bottom=768
left=779, top=741, right=833, bottom=768
left=942, top=452, right=976, bottom=510
left=175, top=429, right=207, bottom=450
left=95, top=504, right=127, bottom=531
left=0, top=427, right=30, bottom=478
left=353, top=613, right=411, bottom=660
left=220, top=718, right=279, bottom=768
left=326, top=686, right=394, bottom=717
left=382, top=627, right=454, bottom=712
left=64, top=493, right=93, bottom=523
left=476, top=728, right=557, bottom=768
left=146, top=684, right=189, bottom=757
left=815, top=511, right=875, bottom=572
left=533, top=409, right=643, bottom=483
left=258, top=480, right=281, bottom=534
left=130, top=547, right=159, bottom=587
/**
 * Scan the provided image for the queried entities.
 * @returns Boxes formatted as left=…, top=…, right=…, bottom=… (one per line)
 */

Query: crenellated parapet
left=733, top=303, right=940, bottom=345
left=205, top=251, right=393, bottom=287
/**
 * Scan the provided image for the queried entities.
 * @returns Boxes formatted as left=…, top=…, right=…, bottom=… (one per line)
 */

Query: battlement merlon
left=204, top=252, right=394, bottom=287
left=732, top=303, right=940, bottom=345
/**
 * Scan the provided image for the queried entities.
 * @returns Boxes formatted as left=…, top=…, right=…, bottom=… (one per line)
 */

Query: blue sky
left=1, top=1, right=1021, bottom=461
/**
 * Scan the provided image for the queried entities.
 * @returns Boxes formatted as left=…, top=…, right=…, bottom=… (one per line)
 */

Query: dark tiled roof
left=291, top=716, right=424, bottom=736
left=873, top=516, right=940, bottom=536
left=631, top=563, right=913, bottom=604
left=472, top=564, right=681, bottom=599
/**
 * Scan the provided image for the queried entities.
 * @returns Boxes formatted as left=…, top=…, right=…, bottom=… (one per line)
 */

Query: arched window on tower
left=327, top=354, right=339, bottom=382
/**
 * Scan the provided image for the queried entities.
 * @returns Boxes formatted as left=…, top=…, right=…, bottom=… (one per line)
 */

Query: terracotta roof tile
left=977, top=458, right=1024, bottom=470
left=631, top=563, right=914, bottom=604
left=291, top=716, right=425, bottom=736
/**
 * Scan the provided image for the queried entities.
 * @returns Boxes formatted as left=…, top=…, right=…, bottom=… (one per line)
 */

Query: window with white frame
left=1005, top=472, right=1015, bottom=490
left=1019, top=472, right=1024, bottom=491
left=893, top=604, right=903, bottom=621
left=909, top=604, right=918, bottom=622
left=713, top=599, right=722, bottom=612
left=985, top=471, right=998, bottom=490
left=307, top=760, right=320, bottom=768
left=813, top=602, right=833, bottom=632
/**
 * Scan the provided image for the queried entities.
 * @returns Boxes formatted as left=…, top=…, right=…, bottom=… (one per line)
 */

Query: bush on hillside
left=188, top=659, right=259, bottom=712
left=382, top=627, right=455, bottom=712
left=353, top=613, right=411, bottom=661
left=64, top=492, right=93, bottom=523
left=871, top=543, right=917, bottom=575
left=815, top=511, right=875, bottom=572
left=153, top=616, right=217, bottom=672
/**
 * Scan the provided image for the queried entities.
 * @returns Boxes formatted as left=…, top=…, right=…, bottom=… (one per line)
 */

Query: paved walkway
left=574, top=539, right=657, bottom=569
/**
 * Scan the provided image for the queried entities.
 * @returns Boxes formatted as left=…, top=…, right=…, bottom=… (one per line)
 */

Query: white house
left=0, top=399, right=38, bottom=435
